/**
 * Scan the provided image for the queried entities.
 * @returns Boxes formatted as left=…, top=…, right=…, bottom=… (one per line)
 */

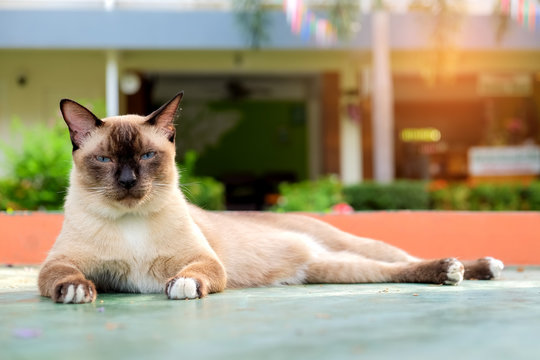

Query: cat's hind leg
left=293, top=216, right=419, bottom=263
left=330, top=234, right=421, bottom=263
left=305, top=252, right=464, bottom=285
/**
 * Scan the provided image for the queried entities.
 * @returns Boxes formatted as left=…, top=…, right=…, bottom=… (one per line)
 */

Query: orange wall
left=1, top=211, right=539, bottom=265
left=1, top=213, right=64, bottom=265
left=309, top=212, right=540, bottom=265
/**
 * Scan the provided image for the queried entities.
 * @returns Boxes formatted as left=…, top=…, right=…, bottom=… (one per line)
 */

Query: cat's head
left=60, top=92, right=183, bottom=213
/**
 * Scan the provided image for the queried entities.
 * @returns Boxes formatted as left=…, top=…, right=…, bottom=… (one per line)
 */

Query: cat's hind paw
left=53, top=280, right=96, bottom=304
left=166, top=277, right=200, bottom=300
left=486, top=257, right=504, bottom=279
left=463, top=257, right=504, bottom=280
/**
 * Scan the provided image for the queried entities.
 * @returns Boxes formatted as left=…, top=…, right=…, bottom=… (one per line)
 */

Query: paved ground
left=1, top=266, right=540, bottom=360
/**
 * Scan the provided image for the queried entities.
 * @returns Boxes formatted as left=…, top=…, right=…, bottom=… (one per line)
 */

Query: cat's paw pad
left=166, top=277, right=200, bottom=300
left=485, top=257, right=504, bottom=279
left=443, top=258, right=464, bottom=286
left=54, top=281, right=96, bottom=304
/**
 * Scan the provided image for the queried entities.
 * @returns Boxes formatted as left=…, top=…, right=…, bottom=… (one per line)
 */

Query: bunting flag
left=501, top=0, right=510, bottom=13
left=530, top=0, right=537, bottom=30
left=501, top=0, right=538, bottom=31
left=283, top=0, right=337, bottom=45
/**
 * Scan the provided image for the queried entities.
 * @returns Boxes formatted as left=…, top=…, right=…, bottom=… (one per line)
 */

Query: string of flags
left=283, top=0, right=538, bottom=43
left=500, top=0, right=539, bottom=31
left=283, top=0, right=338, bottom=45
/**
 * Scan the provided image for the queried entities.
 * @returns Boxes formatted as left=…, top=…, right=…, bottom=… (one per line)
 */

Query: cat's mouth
left=111, top=188, right=148, bottom=206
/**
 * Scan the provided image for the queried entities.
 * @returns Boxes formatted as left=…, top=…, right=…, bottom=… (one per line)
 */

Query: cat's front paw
left=165, top=277, right=200, bottom=300
left=53, top=279, right=96, bottom=304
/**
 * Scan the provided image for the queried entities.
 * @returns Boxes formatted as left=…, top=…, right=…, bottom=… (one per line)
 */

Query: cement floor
left=1, top=266, right=540, bottom=360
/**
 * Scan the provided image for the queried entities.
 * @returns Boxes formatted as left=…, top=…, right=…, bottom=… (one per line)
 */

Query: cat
left=38, top=92, right=504, bottom=304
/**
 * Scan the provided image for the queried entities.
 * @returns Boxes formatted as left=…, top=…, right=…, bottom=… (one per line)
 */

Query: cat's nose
left=118, top=166, right=137, bottom=189
left=119, top=178, right=136, bottom=190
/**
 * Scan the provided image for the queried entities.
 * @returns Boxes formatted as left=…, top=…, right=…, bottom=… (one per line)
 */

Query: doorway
left=127, top=73, right=320, bottom=209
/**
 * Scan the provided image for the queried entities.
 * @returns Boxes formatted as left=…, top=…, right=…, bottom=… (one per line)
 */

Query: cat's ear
left=145, top=91, right=183, bottom=143
left=60, top=99, right=104, bottom=151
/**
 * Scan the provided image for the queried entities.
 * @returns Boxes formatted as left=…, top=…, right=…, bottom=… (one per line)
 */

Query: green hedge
left=179, top=151, right=225, bottom=210
left=528, top=182, right=540, bottom=210
left=273, top=178, right=540, bottom=212
left=271, top=176, right=343, bottom=212
left=0, top=119, right=72, bottom=210
left=431, top=183, right=540, bottom=211
left=429, top=183, right=470, bottom=210
left=343, top=181, right=429, bottom=210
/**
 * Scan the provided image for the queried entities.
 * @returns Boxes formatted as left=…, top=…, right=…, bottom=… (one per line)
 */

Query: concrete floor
left=1, top=266, right=540, bottom=360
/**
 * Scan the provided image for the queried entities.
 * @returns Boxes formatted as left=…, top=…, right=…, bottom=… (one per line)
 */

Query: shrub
left=343, top=181, right=430, bottom=210
left=430, top=184, right=470, bottom=210
left=430, top=182, right=540, bottom=211
left=272, top=176, right=343, bottom=213
left=272, top=178, right=540, bottom=212
left=527, top=182, right=540, bottom=210
left=179, top=151, right=225, bottom=210
left=0, top=119, right=72, bottom=210
left=468, top=184, right=525, bottom=211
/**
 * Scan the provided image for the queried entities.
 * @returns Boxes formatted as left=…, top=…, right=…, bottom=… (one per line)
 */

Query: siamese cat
left=38, top=92, right=504, bottom=304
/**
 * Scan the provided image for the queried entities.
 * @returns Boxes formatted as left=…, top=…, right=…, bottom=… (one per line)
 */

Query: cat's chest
left=115, top=215, right=153, bottom=258
left=86, top=215, right=164, bottom=293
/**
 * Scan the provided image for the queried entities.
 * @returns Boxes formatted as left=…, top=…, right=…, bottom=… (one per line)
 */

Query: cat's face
left=60, top=93, right=183, bottom=211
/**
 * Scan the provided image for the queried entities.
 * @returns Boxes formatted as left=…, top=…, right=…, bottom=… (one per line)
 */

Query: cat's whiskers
left=179, top=183, right=195, bottom=199
left=137, top=192, right=154, bottom=208
left=86, top=187, right=112, bottom=192
left=84, top=187, right=117, bottom=202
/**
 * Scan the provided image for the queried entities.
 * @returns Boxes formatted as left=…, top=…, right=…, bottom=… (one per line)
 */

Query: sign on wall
left=469, top=146, right=540, bottom=176
left=477, top=74, right=532, bottom=97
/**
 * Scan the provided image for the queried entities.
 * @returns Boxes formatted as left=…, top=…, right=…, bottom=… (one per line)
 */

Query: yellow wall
left=120, top=50, right=366, bottom=74
left=0, top=50, right=105, bottom=141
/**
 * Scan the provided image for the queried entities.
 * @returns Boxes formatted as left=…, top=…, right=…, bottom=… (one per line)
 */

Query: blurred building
left=0, top=0, right=539, bottom=208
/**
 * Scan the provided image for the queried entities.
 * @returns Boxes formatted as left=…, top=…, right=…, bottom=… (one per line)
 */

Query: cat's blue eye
left=96, top=156, right=112, bottom=163
left=141, top=151, right=156, bottom=160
